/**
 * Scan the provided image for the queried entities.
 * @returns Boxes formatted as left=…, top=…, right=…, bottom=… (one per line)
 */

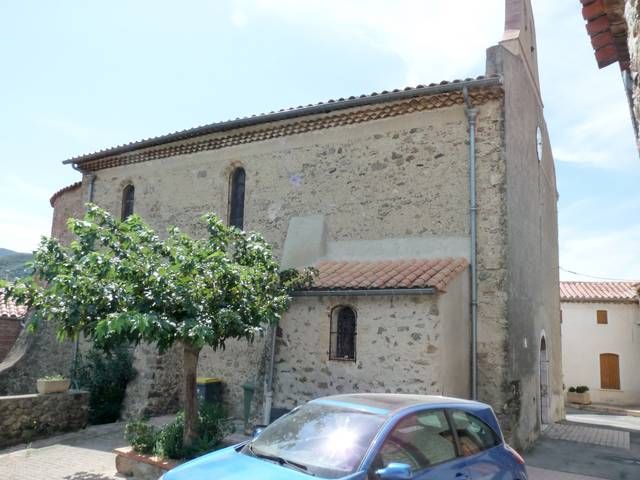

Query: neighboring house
left=23, top=0, right=560, bottom=448
left=561, top=281, right=640, bottom=406
left=579, top=0, right=640, bottom=154
left=0, top=290, right=27, bottom=362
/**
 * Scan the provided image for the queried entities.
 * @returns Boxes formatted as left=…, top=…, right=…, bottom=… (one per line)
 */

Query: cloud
left=235, top=0, right=508, bottom=84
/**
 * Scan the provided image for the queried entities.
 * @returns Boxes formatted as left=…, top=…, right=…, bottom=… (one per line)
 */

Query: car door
left=448, top=409, right=507, bottom=480
left=369, top=408, right=473, bottom=480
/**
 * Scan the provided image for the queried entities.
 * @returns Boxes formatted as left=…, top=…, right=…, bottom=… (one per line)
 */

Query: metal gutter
left=292, top=288, right=437, bottom=297
left=63, top=76, right=502, bottom=166
left=463, top=87, right=479, bottom=401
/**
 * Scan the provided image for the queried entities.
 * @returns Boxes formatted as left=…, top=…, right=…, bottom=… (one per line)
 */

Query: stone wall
left=0, top=317, right=22, bottom=362
left=0, top=317, right=75, bottom=396
left=81, top=98, right=501, bottom=424
left=0, top=390, right=89, bottom=448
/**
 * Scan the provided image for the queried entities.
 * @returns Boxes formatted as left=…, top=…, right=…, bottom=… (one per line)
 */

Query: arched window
left=330, top=306, right=356, bottom=361
left=600, top=353, right=620, bottom=390
left=229, top=167, right=246, bottom=229
left=121, top=184, right=135, bottom=220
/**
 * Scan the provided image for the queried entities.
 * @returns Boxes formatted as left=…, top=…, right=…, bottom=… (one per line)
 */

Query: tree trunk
left=182, top=342, right=201, bottom=448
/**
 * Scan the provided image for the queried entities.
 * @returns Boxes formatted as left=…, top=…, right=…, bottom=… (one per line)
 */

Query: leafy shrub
left=76, top=345, right=136, bottom=424
left=568, top=386, right=576, bottom=392
left=155, top=415, right=186, bottom=459
left=124, top=421, right=158, bottom=454
left=576, top=385, right=589, bottom=394
left=40, top=374, right=65, bottom=381
left=125, top=404, right=233, bottom=460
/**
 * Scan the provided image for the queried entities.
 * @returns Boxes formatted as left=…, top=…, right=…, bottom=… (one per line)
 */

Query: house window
left=330, top=306, right=356, bottom=361
left=121, top=184, right=135, bottom=220
left=600, top=353, right=620, bottom=390
left=597, top=310, right=608, bottom=325
left=229, top=167, right=246, bottom=229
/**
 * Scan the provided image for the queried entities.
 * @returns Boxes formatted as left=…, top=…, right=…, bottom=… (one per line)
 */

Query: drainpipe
left=463, top=87, right=479, bottom=401
left=262, top=323, right=277, bottom=425
left=69, top=166, right=96, bottom=389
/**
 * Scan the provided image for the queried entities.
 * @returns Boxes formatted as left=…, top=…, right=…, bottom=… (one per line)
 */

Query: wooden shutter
left=597, top=310, right=608, bottom=324
left=600, top=353, right=620, bottom=390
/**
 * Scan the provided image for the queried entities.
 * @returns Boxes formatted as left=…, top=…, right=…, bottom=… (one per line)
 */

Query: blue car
left=162, top=394, right=527, bottom=480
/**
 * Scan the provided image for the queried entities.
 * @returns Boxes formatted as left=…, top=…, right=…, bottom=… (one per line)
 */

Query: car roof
left=311, top=393, right=481, bottom=416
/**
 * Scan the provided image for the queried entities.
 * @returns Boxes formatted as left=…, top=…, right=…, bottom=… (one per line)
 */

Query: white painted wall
left=561, top=301, right=640, bottom=406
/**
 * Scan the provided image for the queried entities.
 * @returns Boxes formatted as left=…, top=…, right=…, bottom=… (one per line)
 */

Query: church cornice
left=66, top=76, right=503, bottom=173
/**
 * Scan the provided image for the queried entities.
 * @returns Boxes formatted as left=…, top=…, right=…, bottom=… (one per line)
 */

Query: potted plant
left=36, top=374, right=71, bottom=395
left=566, top=385, right=591, bottom=405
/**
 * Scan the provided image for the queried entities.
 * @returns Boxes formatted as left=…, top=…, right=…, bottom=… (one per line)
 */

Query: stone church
left=7, top=0, right=562, bottom=449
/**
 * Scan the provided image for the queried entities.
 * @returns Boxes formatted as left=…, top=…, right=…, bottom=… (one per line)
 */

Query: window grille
left=330, top=306, right=356, bottom=361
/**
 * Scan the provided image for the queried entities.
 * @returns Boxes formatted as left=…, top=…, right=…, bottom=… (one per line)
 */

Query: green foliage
left=126, top=404, right=233, bottom=460
left=39, top=374, right=65, bottom=381
left=575, top=385, right=589, bottom=393
left=2, top=204, right=313, bottom=446
left=124, top=421, right=158, bottom=454
left=568, top=386, right=576, bottom=393
left=76, top=345, right=136, bottom=424
left=3, top=204, right=314, bottom=351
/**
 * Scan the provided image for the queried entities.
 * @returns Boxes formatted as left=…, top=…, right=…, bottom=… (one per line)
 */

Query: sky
left=0, top=0, right=638, bottom=281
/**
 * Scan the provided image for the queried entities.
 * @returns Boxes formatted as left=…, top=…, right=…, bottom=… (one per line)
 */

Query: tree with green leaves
left=2, top=205, right=313, bottom=447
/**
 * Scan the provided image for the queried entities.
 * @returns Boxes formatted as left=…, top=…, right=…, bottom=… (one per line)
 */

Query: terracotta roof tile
left=309, top=258, right=468, bottom=293
left=64, top=75, right=501, bottom=167
left=560, top=281, right=639, bottom=302
left=0, top=290, right=27, bottom=319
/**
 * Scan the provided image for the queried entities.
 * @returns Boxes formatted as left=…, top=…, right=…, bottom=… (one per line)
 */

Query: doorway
left=540, top=335, right=550, bottom=425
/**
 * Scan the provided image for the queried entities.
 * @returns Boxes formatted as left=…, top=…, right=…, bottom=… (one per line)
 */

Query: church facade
left=45, top=0, right=562, bottom=448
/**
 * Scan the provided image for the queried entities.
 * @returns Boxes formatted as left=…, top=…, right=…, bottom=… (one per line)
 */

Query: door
left=600, top=353, right=620, bottom=390
left=369, top=409, right=472, bottom=480
left=540, top=336, right=550, bottom=425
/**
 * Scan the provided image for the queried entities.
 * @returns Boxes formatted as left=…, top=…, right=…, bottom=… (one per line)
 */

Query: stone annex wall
left=80, top=96, right=503, bottom=421
left=273, top=273, right=470, bottom=411
left=0, top=390, right=89, bottom=448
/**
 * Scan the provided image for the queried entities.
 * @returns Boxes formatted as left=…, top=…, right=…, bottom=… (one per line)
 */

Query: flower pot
left=567, top=391, right=591, bottom=405
left=36, top=378, right=70, bottom=395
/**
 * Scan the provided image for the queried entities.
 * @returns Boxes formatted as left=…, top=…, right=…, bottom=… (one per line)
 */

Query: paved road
left=525, top=410, right=640, bottom=480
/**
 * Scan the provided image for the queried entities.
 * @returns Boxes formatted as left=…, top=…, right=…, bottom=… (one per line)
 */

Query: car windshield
left=243, top=402, right=386, bottom=478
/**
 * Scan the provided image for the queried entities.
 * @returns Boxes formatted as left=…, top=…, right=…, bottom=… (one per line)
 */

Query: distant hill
left=0, top=249, right=33, bottom=281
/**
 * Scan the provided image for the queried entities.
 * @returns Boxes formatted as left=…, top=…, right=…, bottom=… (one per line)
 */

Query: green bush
left=124, top=421, right=158, bottom=454
left=575, top=385, right=589, bottom=394
left=568, top=386, right=576, bottom=392
left=125, top=404, right=233, bottom=460
left=76, top=345, right=136, bottom=424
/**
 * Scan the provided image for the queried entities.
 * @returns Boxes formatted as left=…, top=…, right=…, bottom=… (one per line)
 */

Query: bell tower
left=499, top=0, right=542, bottom=99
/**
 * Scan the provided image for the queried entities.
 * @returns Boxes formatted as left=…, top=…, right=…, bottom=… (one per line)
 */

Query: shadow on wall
left=0, top=314, right=75, bottom=395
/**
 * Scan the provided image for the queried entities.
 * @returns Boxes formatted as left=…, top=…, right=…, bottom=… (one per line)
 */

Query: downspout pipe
left=262, top=323, right=277, bottom=425
left=463, top=87, right=479, bottom=401
left=69, top=165, right=96, bottom=389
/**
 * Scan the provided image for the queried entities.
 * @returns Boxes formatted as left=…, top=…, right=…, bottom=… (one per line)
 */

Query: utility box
left=196, top=377, right=224, bottom=406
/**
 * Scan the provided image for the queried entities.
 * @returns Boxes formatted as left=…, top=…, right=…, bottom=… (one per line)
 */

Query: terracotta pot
left=36, top=378, right=70, bottom=395
left=567, top=391, right=591, bottom=405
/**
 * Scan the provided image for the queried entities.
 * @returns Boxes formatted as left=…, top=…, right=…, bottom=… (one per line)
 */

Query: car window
left=373, top=409, right=457, bottom=472
left=245, top=402, right=385, bottom=479
left=450, top=410, right=500, bottom=457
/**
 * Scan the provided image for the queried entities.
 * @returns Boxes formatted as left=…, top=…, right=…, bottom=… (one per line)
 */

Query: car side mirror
left=375, top=463, right=413, bottom=480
